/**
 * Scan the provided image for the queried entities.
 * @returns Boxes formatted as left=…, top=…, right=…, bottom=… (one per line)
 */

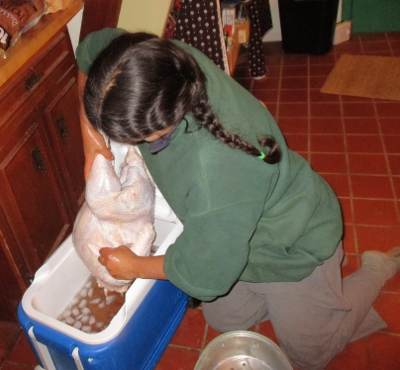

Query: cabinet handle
left=24, top=73, right=44, bottom=91
left=56, top=115, right=70, bottom=139
left=31, top=146, right=47, bottom=173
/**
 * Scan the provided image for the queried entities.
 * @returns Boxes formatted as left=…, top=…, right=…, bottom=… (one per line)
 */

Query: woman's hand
left=98, top=246, right=167, bottom=280
left=78, top=70, right=114, bottom=180
left=98, top=246, right=139, bottom=280
left=81, top=124, right=114, bottom=180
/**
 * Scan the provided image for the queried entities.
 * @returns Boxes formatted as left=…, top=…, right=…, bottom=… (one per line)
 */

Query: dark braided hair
left=84, top=32, right=281, bottom=164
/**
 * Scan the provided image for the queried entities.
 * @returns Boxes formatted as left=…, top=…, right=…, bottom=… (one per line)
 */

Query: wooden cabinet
left=0, top=27, right=85, bottom=322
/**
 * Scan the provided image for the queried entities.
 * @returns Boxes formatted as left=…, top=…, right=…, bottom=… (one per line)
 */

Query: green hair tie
left=258, top=152, right=266, bottom=159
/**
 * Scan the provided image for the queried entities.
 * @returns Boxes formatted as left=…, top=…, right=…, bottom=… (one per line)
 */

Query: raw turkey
left=72, top=146, right=156, bottom=293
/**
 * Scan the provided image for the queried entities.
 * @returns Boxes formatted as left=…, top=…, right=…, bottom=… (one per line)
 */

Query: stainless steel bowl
left=194, top=330, right=293, bottom=370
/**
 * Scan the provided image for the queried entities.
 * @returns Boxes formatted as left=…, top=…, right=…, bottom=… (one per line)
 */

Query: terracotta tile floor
left=2, top=32, right=400, bottom=370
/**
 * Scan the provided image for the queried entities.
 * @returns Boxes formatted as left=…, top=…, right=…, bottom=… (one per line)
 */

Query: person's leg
left=344, top=246, right=400, bottom=342
left=254, top=243, right=355, bottom=370
left=253, top=244, right=400, bottom=370
left=202, top=245, right=400, bottom=370
left=361, top=247, right=400, bottom=286
left=202, top=281, right=269, bottom=332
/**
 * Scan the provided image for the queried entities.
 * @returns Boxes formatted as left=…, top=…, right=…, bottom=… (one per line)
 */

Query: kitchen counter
left=0, top=0, right=83, bottom=87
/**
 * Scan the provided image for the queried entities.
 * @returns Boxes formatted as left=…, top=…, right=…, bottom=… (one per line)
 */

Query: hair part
left=84, top=32, right=281, bottom=164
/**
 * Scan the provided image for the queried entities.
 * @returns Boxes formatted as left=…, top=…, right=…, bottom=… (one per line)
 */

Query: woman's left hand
left=98, top=245, right=138, bottom=280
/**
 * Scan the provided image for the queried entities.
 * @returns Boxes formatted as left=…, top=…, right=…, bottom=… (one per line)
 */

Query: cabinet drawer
left=0, top=31, right=73, bottom=126
left=31, top=32, right=72, bottom=83
left=0, top=67, right=34, bottom=125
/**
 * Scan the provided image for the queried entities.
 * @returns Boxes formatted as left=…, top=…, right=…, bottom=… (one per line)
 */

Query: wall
left=342, top=0, right=400, bottom=33
left=67, top=7, right=83, bottom=54
left=67, top=0, right=172, bottom=54
left=118, top=0, right=173, bottom=36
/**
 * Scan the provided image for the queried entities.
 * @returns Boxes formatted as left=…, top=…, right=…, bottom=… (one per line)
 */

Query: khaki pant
left=202, top=243, right=387, bottom=370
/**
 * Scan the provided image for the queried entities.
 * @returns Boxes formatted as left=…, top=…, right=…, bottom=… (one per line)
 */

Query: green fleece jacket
left=76, top=28, right=343, bottom=301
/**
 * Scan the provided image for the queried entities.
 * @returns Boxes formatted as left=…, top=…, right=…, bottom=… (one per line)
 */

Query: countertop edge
left=0, top=0, right=84, bottom=88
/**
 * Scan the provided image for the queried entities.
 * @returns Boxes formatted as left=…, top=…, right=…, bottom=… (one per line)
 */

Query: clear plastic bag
left=45, top=0, right=76, bottom=14
left=1, top=0, right=47, bottom=58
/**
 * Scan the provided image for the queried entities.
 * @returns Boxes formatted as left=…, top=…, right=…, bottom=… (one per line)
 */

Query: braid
left=259, top=137, right=282, bottom=164
left=183, top=54, right=281, bottom=164
left=192, top=103, right=258, bottom=155
left=191, top=98, right=282, bottom=165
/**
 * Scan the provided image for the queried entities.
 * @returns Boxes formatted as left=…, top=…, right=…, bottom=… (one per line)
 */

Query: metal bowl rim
left=195, top=330, right=293, bottom=370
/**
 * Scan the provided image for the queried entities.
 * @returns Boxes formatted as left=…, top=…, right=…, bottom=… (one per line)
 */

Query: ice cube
left=62, top=310, right=71, bottom=319
left=106, top=295, right=117, bottom=305
left=82, top=325, right=92, bottom=333
left=78, top=299, right=87, bottom=309
left=65, top=316, right=75, bottom=325
left=73, top=321, right=82, bottom=330
left=82, top=307, right=91, bottom=315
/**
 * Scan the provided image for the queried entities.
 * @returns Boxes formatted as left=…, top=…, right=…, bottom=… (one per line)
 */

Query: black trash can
left=278, top=0, right=339, bottom=55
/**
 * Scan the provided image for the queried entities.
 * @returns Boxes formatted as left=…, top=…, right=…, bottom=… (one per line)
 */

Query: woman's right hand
left=81, top=125, right=114, bottom=180
left=78, top=70, right=114, bottom=180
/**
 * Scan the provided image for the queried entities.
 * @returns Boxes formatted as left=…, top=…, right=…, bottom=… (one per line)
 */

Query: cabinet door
left=0, top=109, right=72, bottom=270
left=0, top=206, right=31, bottom=321
left=43, top=76, right=85, bottom=215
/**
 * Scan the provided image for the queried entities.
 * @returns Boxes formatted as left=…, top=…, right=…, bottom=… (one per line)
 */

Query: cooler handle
left=28, top=327, right=56, bottom=370
left=72, top=347, right=85, bottom=370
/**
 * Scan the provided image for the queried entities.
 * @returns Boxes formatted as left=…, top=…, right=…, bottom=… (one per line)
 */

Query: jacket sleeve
left=163, top=199, right=266, bottom=301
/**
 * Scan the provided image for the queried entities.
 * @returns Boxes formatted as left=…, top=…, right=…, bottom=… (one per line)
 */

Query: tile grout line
left=334, top=44, right=358, bottom=257
left=375, top=109, right=400, bottom=224
left=385, top=32, right=394, bottom=56
left=370, top=33, right=400, bottom=225
left=167, top=343, right=202, bottom=351
left=275, top=49, right=283, bottom=121
left=200, top=322, right=208, bottom=352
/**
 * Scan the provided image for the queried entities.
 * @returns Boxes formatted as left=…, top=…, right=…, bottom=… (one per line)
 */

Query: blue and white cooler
left=18, top=142, right=188, bottom=370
